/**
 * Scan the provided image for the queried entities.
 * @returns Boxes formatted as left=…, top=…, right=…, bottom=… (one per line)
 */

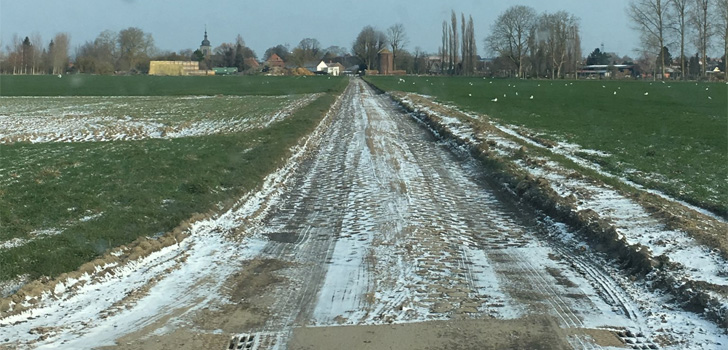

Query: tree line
left=485, top=5, right=581, bottom=79
left=2, top=33, right=70, bottom=75
left=628, top=0, right=728, bottom=80
left=3, top=2, right=726, bottom=78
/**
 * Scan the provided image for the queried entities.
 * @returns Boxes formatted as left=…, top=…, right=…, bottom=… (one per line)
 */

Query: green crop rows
left=0, top=75, right=344, bottom=284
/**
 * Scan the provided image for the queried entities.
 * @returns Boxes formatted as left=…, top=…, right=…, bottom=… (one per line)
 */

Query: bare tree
left=118, top=27, right=154, bottom=72
left=441, top=21, right=448, bottom=74
left=669, top=0, right=692, bottom=79
left=486, top=5, right=537, bottom=78
left=297, top=38, right=321, bottom=58
left=6, top=34, right=22, bottom=74
left=628, top=0, right=669, bottom=78
left=566, top=24, right=582, bottom=78
left=692, top=0, right=714, bottom=78
left=387, top=23, right=408, bottom=70
left=30, top=33, right=44, bottom=74
left=450, top=11, right=459, bottom=74
left=413, top=46, right=428, bottom=74
left=264, top=44, right=290, bottom=62
left=461, top=13, right=467, bottom=74
left=461, top=14, right=478, bottom=75
left=49, top=33, right=70, bottom=75
left=540, top=11, right=579, bottom=79
left=352, top=26, right=387, bottom=71
left=291, top=38, right=322, bottom=67
left=720, top=0, right=728, bottom=67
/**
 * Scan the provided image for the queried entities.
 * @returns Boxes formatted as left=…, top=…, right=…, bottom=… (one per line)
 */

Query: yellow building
left=148, top=61, right=214, bottom=76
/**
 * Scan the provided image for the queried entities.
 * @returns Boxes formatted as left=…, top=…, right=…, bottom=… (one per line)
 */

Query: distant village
left=151, top=29, right=726, bottom=80
left=2, top=3, right=726, bottom=81
left=146, top=30, right=447, bottom=78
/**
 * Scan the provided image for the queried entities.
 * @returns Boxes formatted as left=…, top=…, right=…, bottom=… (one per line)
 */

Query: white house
left=316, top=61, right=342, bottom=76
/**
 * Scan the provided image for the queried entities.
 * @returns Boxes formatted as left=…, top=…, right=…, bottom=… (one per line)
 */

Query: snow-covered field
left=0, top=94, right=320, bottom=143
left=0, top=94, right=321, bottom=256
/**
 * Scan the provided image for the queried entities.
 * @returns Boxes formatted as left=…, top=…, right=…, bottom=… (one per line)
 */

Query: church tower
left=200, top=28, right=211, bottom=58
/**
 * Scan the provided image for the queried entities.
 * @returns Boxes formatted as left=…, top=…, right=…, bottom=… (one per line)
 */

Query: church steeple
left=200, top=26, right=211, bottom=58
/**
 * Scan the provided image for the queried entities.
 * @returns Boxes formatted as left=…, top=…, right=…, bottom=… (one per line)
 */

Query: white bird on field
left=515, top=92, right=519, bottom=96
left=706, top=87, right=709, bottom=91
left=602, top=85, right=606, bottom=88
left=529, top=95, right=534, bottom=100
left=491, top=97, right=498, bottom=102
left=614, top=91, right=617, bottom=95
left=504, top=94, right=507, bottom=97
left=469, top=82, right=473, bottom=86
left=708, top=96, right=712, bottom=100
left=468, top=93, right=472, bottom=97
left=644, top=92, right=649, bottom=96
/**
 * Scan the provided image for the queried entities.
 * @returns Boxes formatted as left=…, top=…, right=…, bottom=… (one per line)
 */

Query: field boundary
left=363, top=79, right=728, bottom=329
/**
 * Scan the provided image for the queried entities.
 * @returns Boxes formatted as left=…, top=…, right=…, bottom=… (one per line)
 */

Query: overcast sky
left=1, top=0, right=638, bottom=59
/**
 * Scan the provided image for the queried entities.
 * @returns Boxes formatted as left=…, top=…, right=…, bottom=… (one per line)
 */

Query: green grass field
left=367, top=76, right=728, bottom=218
left=0, top=74, right=347, bottom=96
left=0, top=75, right=344, bottom=284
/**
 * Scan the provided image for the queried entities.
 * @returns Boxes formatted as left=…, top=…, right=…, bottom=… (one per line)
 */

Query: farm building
left=266, top=54, right=285, bottom=68
left=316, top=61, right=345, bottom=76
left=378, top=48, right=393, bottom=75
left=578, top=64, right=635, bottom=79
left=148, top=61, right=214, bottom=76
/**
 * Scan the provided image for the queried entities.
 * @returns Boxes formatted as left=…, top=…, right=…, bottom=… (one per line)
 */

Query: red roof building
left=266, top=53, right=285, bottom=68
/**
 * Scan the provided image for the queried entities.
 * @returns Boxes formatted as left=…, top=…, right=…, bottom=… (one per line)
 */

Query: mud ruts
left=375, top=82, right=728, bottom=331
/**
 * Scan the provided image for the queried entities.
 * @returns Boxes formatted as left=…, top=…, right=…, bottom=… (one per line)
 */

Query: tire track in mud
left=233, top=79, right=647, bottom=349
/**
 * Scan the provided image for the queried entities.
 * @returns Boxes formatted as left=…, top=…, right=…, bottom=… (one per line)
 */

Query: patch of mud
left=290, top=316, right=571, bottom=350
left=104, top=258, right=290, bottom=350
left=201, top=258, right=290, bottom=330
left=97, top=329, right=229, bottom=350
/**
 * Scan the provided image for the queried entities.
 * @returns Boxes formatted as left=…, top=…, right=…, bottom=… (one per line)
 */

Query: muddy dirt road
left=1, top=79, right=725, bottom=350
